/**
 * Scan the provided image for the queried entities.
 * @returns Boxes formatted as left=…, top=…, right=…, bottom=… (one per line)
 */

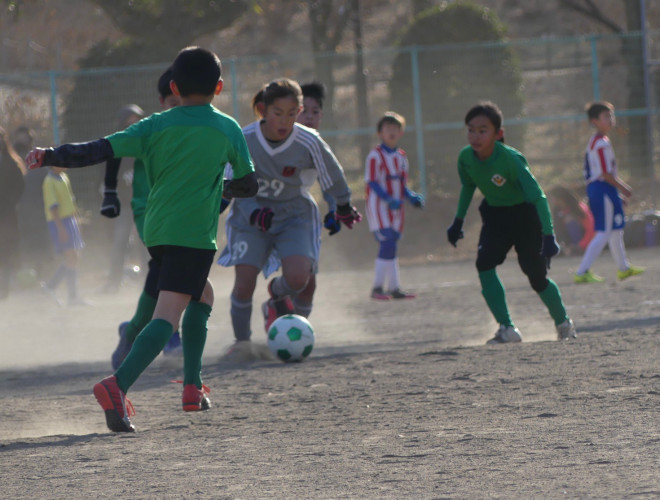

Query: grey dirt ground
left=1, top=248, right=659, bottom=499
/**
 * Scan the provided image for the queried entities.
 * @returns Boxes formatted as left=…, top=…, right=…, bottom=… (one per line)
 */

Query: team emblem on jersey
left=491, top=174, right=506, bottom=186
left=282, top=166, right=296, bottom=177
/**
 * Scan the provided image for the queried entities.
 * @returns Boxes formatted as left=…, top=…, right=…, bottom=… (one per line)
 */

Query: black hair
left=377, top=111, right=405, bottom=132
left=464, top=101, right=503, bottom=131
left=251, top=78, right=302, bottom=112
left=300, top=81, right=326, bottom=108
left=586, top=100, right=614, bottom=121
left=158, top=66, right=174, bottom=99
left=171, top=46, right=222, bottom=97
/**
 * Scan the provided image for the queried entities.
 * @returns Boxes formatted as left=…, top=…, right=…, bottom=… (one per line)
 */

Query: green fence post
left=590, top=35, right=600, bottom=100
left=228, top=58, right=240, bottom=124
left=410, top=45, right=427, bottom=198
left=49, top=70, right=60, bottom=145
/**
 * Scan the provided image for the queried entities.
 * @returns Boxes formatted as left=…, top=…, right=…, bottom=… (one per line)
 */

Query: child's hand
left=25, top=148, right=46, bottom=170
left=250, top=207, right=274, bottom=232
left=540, top=234, right=560, bottom=269
left=388, top=198, right=402, bottom=210
left=447, top=217, right=464, bottom=247
left=323, top=211, right=341, bottom=235
left=409, top=193, right=424, bottom=209
left=336, top=204, right=362, bottom=229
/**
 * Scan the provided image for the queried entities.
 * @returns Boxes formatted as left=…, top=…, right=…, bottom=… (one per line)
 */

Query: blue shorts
left=587, top=181, right=625, bottom=231
left=48, top=216, right=84, bottom=254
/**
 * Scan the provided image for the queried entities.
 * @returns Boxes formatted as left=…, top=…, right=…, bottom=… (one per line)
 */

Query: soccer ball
left=267, top=314, right=315, bottom=362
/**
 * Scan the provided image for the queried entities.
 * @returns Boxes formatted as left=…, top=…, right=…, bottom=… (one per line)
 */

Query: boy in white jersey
left=364, top=111, right=424, bottom=300
left=218, top=78, right=361, bottom=344
left=574, top=101, right=644, bottom=283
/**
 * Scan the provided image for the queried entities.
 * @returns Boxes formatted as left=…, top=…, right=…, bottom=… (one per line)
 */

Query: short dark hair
left=171, top=46, right=221, bottom=97
left=377, top=111, right=405, bottom=132
left=586, top=101, right=614, bottom=121
left=158, top=66, right=174, bottom=99
left=464, top=101, right=503, bottom=131
left=252, top=78, right=302, bottom=111
left=301, top=81, right=326, bottom=108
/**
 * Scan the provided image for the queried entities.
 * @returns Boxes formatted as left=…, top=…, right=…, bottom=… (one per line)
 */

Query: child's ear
left=255, top=101, right=266, bottom=118
left=215, top=79, right=224, bottom=96
left=170, top=81, right=180, bottom=97
left=496, top=128, right=504, bottom=141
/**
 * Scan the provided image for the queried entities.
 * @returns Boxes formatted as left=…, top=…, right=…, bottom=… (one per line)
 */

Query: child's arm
left=100, top=157, right=122, bottom=218
left=447, top=163, right=477, bottom=247
left=26, top=139, right=115, bottom=170
left=602, top=171, right=632, bottom=198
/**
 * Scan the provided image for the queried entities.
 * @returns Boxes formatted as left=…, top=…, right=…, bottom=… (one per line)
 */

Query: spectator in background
left=0, top=126, right=27, bottom=299
left=15, top=126, right=50, bottom=282
left=548, top=185, right=595, bottom=256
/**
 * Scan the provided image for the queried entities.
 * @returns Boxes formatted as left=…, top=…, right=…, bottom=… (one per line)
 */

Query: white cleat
left=556, top=318, right=577, bottom=340
left=486, top=325, right=523, bottom=344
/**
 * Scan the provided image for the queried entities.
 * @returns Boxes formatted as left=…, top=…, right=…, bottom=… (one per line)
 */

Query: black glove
left=250, top=207, right=274, bottom=232
left=336, top=203, right=362, bottom=229
left=100, top=189, right=120, bottom=218
left=540, top=234, right=560, bottom=269
left=323, top=211, right=342, bottom=236
left=447, top=217, right=464, bottom=247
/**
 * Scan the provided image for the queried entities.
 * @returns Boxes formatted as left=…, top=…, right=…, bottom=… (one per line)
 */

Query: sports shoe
left=389, top=288, right=416, bottom=299
left=182, top=383, right=211, bottom=412
left=111, top=321, right=132, bottom=371
left=556, top=318, right=577, bottom=340
left=617, top=265, right=645, bottom=281
left=574, top=270, right=605, bottom=284
left=40, top=282, right=63, bottom=307
left=370, top=286, right=390, bottom=300
left=261, top=297, right=295, bottom=332
left=486, top=325, right=523, bottom=344
left=162, top=330, right=183, bottom=356
left=93, top=375, right=136, bottom=433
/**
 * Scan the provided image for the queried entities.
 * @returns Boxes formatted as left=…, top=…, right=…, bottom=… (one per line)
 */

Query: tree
left=389, top=3, right=524, bottom=193
left=560, top=0, right=652, bottom=178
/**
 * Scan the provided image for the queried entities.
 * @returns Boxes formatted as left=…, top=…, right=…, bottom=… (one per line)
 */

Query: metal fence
left=1, top=30, right=659, bottom=216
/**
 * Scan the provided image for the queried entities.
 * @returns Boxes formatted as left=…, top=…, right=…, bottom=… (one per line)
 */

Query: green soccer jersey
left=107, top=104, right=254, bottom=250
left=455, top=141, right=553, bottom=235
left=131, top=158, right=149, bottom=241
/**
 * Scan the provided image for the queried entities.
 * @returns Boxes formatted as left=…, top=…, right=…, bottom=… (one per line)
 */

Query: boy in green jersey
left=446, top=101, right=576, bottom=344
left=25, top=46, right=258, bottom=432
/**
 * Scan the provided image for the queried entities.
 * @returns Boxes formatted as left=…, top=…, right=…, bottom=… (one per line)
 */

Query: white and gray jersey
left=239, top=121, right=351, bottom=206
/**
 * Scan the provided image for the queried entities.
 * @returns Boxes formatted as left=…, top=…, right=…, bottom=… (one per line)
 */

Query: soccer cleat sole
left=93, top=380, right=136, bottom=433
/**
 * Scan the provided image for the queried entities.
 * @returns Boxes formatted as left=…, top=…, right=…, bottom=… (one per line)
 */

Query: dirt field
left=1, top=246, right=659, bottom=499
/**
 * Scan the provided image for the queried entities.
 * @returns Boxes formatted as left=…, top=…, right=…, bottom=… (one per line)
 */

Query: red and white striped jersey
left=364, top=145, right=409, bottom=232
left=584, top=133, right=617, bottom=184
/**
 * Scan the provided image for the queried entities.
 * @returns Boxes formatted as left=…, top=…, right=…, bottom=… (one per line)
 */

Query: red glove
left=25, top=148, right=46, bottom=170
left=250, top=207, right=274, bottom=232
left=336, top=203, right=362, bottom=229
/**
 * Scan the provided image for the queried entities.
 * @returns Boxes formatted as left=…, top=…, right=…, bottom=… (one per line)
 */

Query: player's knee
left=528, top=274, right=548, bottom=293
left=199, top=279, right=214, bottom=307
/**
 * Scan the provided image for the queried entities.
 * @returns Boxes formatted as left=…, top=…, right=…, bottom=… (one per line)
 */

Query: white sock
left=388, top=258, right=400, bottom=292
left=608, top=229, right=629, bottom=271
left=373, top=258, right=388, bottom=289
left=577, top=231, right=609, bottom=275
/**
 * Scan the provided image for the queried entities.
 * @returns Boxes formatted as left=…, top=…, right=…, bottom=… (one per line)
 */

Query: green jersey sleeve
left=455, top=153, right=477, bottom=219
left=513, top=158, right=554, bottom=235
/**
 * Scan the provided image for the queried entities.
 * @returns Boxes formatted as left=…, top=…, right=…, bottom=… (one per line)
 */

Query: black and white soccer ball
left=267, top=314, right=315, bottom=362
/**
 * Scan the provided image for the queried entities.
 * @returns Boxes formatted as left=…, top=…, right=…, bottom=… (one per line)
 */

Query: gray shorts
left=217, top=196, right=320, bottom=274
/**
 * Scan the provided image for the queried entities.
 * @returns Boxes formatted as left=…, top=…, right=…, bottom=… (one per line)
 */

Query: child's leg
left=231, top=264, right=259, bottom=341
left=478, top=269, right=513, bottom=327
left=273, top=255, right=311, bottom=297
left=293, top=275, right=315, bottom=318
left=373, top=229, right=399, bottom=291
left=124, top=259, right=160, bottom=343
left=63, top=249, right=78, bottom=300
left=114, top=290, right=189, bottom=392
left=537, top=279, right=569, bottom=325
left=372, top=258, right=389, bottom=290
left=182, top=280, right=213, bottom=388
left=576, top=231, right=610, bottom=275
left=45, top=260, right=68, bottom=290
left=607, top=229, right=630, bottom=271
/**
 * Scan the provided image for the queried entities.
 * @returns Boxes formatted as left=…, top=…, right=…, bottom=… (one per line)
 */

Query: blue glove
left=250, top=207, right=274, bottom=232
left=100, top=189, right=120, bottom=218
left=447, top=217, right=464, bottom=247
left=323, top=211, right=341, bottom=236
left=409, top=193, right=424, bottom=208
left=540, top=234, right=560, bottom=269
left=388, top=198, right=402, bottom=210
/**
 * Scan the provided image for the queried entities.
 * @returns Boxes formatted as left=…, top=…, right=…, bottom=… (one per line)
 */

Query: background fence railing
left=1, top=31, right=659, bottom=218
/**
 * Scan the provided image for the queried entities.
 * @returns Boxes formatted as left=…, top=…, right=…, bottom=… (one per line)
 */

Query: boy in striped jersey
left=574, top=101, right=644, bottom=283
left=364, top=112, right=424, bottom=300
